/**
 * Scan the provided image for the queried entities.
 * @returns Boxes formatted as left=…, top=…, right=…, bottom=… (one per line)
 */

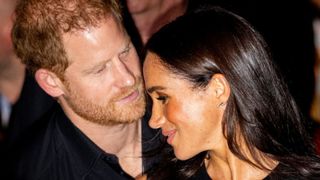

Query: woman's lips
left=162, top=129, right=177, bottom=145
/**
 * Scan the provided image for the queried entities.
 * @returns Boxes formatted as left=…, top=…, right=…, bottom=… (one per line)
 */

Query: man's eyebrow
left=147, top=86, right=166, bottom=94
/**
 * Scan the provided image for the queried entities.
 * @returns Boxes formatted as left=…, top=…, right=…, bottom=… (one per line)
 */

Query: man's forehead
left=62, top=20, right=130, bottom=69
left=62, top=15, right=126, bottom=37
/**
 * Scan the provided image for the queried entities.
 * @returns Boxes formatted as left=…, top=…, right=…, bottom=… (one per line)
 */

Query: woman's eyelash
left=156, top=95, right=168, bottom=103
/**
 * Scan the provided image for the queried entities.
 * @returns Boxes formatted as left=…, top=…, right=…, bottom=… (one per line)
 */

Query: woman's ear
left=35, top=69, right=65, bottom=98
left=209, top=74, right=230, bottom=105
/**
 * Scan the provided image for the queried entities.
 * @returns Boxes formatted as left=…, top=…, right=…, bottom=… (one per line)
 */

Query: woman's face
left=143, top=52, right=227, bottom=160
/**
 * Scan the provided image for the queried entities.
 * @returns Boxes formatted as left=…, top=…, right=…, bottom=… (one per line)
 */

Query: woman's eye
left=156, top=95, right=168, bottom=104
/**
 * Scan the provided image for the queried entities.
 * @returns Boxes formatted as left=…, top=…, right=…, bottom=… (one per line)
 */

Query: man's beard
left=63, top=77, right=146, bottom=126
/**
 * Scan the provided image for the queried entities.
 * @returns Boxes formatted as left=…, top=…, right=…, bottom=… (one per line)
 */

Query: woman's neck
left=206, top=138, right=278, bottom=180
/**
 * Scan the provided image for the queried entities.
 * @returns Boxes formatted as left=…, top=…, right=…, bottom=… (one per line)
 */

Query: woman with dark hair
left=142, top=7, right=320, bottom=179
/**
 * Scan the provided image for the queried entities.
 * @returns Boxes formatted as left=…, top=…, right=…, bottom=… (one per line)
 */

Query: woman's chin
left=174, top=149, right=196, bottom=161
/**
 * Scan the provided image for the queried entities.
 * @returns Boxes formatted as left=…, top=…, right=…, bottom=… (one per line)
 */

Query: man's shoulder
left=6, top=107, right=67, bottom=180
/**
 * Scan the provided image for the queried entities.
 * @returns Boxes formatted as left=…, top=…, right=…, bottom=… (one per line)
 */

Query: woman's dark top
left=190, top=163, right=318, bottom=180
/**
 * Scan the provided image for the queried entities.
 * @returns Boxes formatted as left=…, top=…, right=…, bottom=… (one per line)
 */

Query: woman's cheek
left=165, top=102, right=180, bottom=123
left=165, top=101, right=189, bottom=125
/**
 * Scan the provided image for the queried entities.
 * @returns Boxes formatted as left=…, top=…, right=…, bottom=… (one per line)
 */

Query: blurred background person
left=125, top=0, right=188, bottom=45
left=0, top=0, right=55, bottom=154
left=310, top=0, right=320, bottom=154
left=0, top=0, right=25, bottom=142
left=311, top=0, right=320, bottom=125
left=121, top=0, right=188, bottom=59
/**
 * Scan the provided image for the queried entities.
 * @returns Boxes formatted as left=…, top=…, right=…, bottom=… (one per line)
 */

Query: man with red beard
left=5, top=0, right=159, bottom=179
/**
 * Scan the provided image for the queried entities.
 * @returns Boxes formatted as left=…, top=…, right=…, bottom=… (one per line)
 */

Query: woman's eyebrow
left=147, top=86, right=166, bottom=94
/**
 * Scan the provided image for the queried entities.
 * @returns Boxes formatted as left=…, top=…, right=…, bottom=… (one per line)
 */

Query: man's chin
left=98, top=96, right=146, bottom=126
left=116, top=99, right=146, bottom=123
left=64, top=85, right=146, bottom=126
left=98, top=110, right=146, bottom=126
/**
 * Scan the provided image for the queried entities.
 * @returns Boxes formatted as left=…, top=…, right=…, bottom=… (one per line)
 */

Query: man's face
left=60, top=17, right=146, bottom=125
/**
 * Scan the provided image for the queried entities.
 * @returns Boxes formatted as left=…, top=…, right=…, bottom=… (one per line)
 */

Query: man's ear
left=209, top=74, right=230, bottom=103
left=35, top=69, right=65, bottom=98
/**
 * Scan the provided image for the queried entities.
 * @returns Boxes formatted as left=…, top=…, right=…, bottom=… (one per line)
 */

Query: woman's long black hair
left=145, top=6, right=320, bottom=179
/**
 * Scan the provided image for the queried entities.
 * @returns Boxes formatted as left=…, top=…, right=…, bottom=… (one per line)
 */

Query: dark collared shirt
left=7, top=104, right=160, bottom=180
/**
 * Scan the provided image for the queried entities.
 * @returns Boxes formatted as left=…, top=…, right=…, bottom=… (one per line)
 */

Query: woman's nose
left=149, top=108, right=166, bottom=129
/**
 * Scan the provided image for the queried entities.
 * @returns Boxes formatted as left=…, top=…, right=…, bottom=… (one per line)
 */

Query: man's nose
left=113, top=58, right=136, bottom=88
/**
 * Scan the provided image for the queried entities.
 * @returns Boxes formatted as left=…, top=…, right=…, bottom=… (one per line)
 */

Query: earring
left=205, top=152, right=211, bottom=160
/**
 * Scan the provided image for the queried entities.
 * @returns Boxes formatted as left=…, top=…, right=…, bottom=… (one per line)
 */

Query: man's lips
left=116, top=89, right=140, bottom=104
left=162, top=129, right=177, bottom=144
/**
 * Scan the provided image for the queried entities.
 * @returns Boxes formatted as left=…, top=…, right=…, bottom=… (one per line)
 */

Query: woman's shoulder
left=264, top=162, right=320, bottom=180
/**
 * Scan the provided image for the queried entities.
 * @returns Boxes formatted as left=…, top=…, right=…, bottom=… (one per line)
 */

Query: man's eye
left=95, top=64, right=106, bottom=74
left=119, top=45, right=131, bottom=59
